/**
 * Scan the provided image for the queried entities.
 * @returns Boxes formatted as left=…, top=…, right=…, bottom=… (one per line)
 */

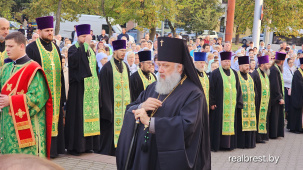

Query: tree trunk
left=167, top=20, right=176, bottom=37
left=55, top=0, right=62, bottom=35
left=106, top=17, right=112, bottom=37
left=235, top=27, right=239, bottom=45
left=150, top=27, right=156, bottom=42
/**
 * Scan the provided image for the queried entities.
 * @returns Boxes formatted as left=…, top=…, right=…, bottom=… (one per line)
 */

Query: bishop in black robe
left=98, top=56, right=130, bottom=156
left=116, top=76, right=210, bottom=170
left=236, top=71, right=256, bottom=149
left=268, top=63, right=285, bottom=139
left=26, top=38, right=66, bottom=158
left=209, top=67, right=243, bottom=151
left=287, top=67, right=303, bottom=133
left=251, top=69, right=270, bottom=142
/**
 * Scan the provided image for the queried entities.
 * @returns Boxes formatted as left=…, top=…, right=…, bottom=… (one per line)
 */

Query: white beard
left=155, top=71, right=181, bottom=95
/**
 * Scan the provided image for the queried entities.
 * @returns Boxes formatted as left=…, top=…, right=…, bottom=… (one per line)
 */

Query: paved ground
left=52, top=128, right=303, bottom=169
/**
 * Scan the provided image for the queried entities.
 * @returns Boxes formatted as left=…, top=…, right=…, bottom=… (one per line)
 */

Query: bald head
left=0, top=18, right=10, bottom=41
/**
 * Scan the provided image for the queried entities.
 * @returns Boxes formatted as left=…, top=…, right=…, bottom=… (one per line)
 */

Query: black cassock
left=98, top=58, right=130, bottom=156
left=209, top=68, right=243, bottom=151
left=0, top=41, right=5, bottom=53
left=64, top=44, right=100, bottom=153
left=26, top=39, right=66, bottom=157
left=287, top=68, right=303, bottom=132
left=116, top=77, right=211, bottom=170
left=130, top=70, right=157, bottom=102
left=268, top=65, right=284, bottom=139
left=251, top=69, right=270, bottom=142
left=236, top=72, right=256, bottom=149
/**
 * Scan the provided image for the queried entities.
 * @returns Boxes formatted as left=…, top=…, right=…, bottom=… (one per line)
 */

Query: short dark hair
left=141, top=40, right=147, bottom=44
left=5, top=32, right=26, bottom=45
left=203, top=43, right=210, bottom=49
left=249, top=49, right=254, bottom=52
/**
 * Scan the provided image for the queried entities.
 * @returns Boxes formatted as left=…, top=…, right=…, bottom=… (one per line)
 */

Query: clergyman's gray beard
left=264, top=68, right=270, bottom=76
left=155, top=71, right=181, bottom=95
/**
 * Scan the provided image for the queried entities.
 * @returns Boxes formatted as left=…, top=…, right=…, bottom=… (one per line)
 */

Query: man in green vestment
left=65, top=24, right=100, bottom=155
left=0, top=32, right=52, bottom=158
left=0, top=18, right=10, bottom=67
left=26, top=16, right=65, bottom=158
left=130, top=50, right=156, bottom=101
left=236, top=56, right=257, bottom=149
left=99, top=40, right=131, bottom=156
left=194, top=52, right=209, bottom=113
left=209, top=52, right=243, bottom=151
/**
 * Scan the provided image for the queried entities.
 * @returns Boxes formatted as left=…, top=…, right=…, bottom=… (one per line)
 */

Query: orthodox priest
left=268, top=52, right=286, bottom=139
left=194, top=52, right=209, bottom=112
left=0, top=32, right=52, bottom=158
left=209, top=52, right=243, bottom=151
left=65, top=24, right=100, bottom=155
left=99, top=40, right=131, bottom=156
left=26, top=16, right=65, bottom=158
left=130, top=50, right=156, bottom=101
left=0, top=18, right=9, bottom=67
left=236, top=56, right=256, bottom=149
left=251, top=55, right=271, bottom=143
left=116, top=37, right=211, bottom=170
left=287, top=58, right=303, bottom=133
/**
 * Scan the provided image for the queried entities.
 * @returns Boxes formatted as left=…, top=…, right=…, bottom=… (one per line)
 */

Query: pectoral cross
left=160, top=40, right=164, bottom=46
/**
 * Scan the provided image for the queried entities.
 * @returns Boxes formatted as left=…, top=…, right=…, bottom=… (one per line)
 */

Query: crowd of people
left=1, top=15, right=303, bottom=170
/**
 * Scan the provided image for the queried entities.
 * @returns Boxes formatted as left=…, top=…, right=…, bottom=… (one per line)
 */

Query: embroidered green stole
left=238, top=72, right=257, bottom=131
left=274, top=64, right=284, bottom=96
left=198, top=72, right=209, bottom=113
left=299, top=68, right=303, bottom=77
left=219, top=67, right=237, bottom=135
left=75, top=42, right=101, bottom=137
left=110, top=57, right=131, bottom=147
left=138, top=69, right=156, bottom=90
left=36, top=38, right=61, bottom=137
left=0, top=50, right=8, bottom=67
left=257, top=68, right=270, bottom=134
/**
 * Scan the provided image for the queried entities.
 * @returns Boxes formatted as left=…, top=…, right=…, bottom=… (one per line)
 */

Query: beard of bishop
left=155, top=69, right=181, bottom=95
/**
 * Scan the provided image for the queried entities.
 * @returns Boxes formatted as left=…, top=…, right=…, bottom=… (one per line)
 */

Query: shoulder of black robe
left=26, top=41, right=42, bottom=65
left=209, top=68, right=220, bottom=106
left=68, top=44, right=92, bottom=83
left=291, top=70, right=303, bottom=108
left=269, top=65, right=283, bottom=104
left=130, top=71, right=143, bottom=102
left=116, top=79, right=211, bottom=170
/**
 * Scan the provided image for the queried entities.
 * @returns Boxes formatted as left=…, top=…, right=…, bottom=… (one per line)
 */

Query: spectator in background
left=31, top=33, right=39, bottom=42
left=291, top=44, right=297, bottom=54
left=266, top=44, right=273, bottom=53
left=124, top=52, right=137, bottom=75
left=259, top=41, right=265, bottom=52
left=249, top=59, right=256, bottom=73
left=131, top=43, right=137, bottom=52
left=204, top=35, right=210, bottom=44
left=145, top=33, right=150, bottom=41
left=54, top=34, right=62, bottom=47
left=167, top=33, right=172, bottom=37
left=140, top=40, right=148, bottom=50
left=298, top=44, right=303, bottom=54
left=196, top=38, right=200, bottom=48
left=246, top=42, right=254, bottom=55
left=153, top=40, right=157, bottom=51
left=134, top=52, right=140, bottom=66
left=18, top=25, right=25, bottom=35
left=26, top=23, right=34, bottom=39
left=135, top=45, right=140, bottom=52
left=96, top=52, right=108, bottom=74
left=283, top=58, right=295, bottom=121
left=71, top=25, right=77, bottom=42
left=98, top=29, right=109, bottom=43
left=90, top=30, right=96, bottom=40
left=118, top=28, right=129, bottom=41
left=216, top=37, right=222, bottom=45
left=108, top=36, right=116, bottom=51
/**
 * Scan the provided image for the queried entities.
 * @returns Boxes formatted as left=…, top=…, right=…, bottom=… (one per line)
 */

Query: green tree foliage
left=179, top=0, right=224, bottom=35
left=234, top=0, right=254, bottom=44
left=0, top=0, right=16, bottom=19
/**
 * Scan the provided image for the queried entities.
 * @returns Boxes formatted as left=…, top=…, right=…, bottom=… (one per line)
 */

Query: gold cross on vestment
left=15, top=109, right=26, bottom=119
left=6, top=84, right=12, bottom=91
left=160, top=40, right=164, bottom=46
